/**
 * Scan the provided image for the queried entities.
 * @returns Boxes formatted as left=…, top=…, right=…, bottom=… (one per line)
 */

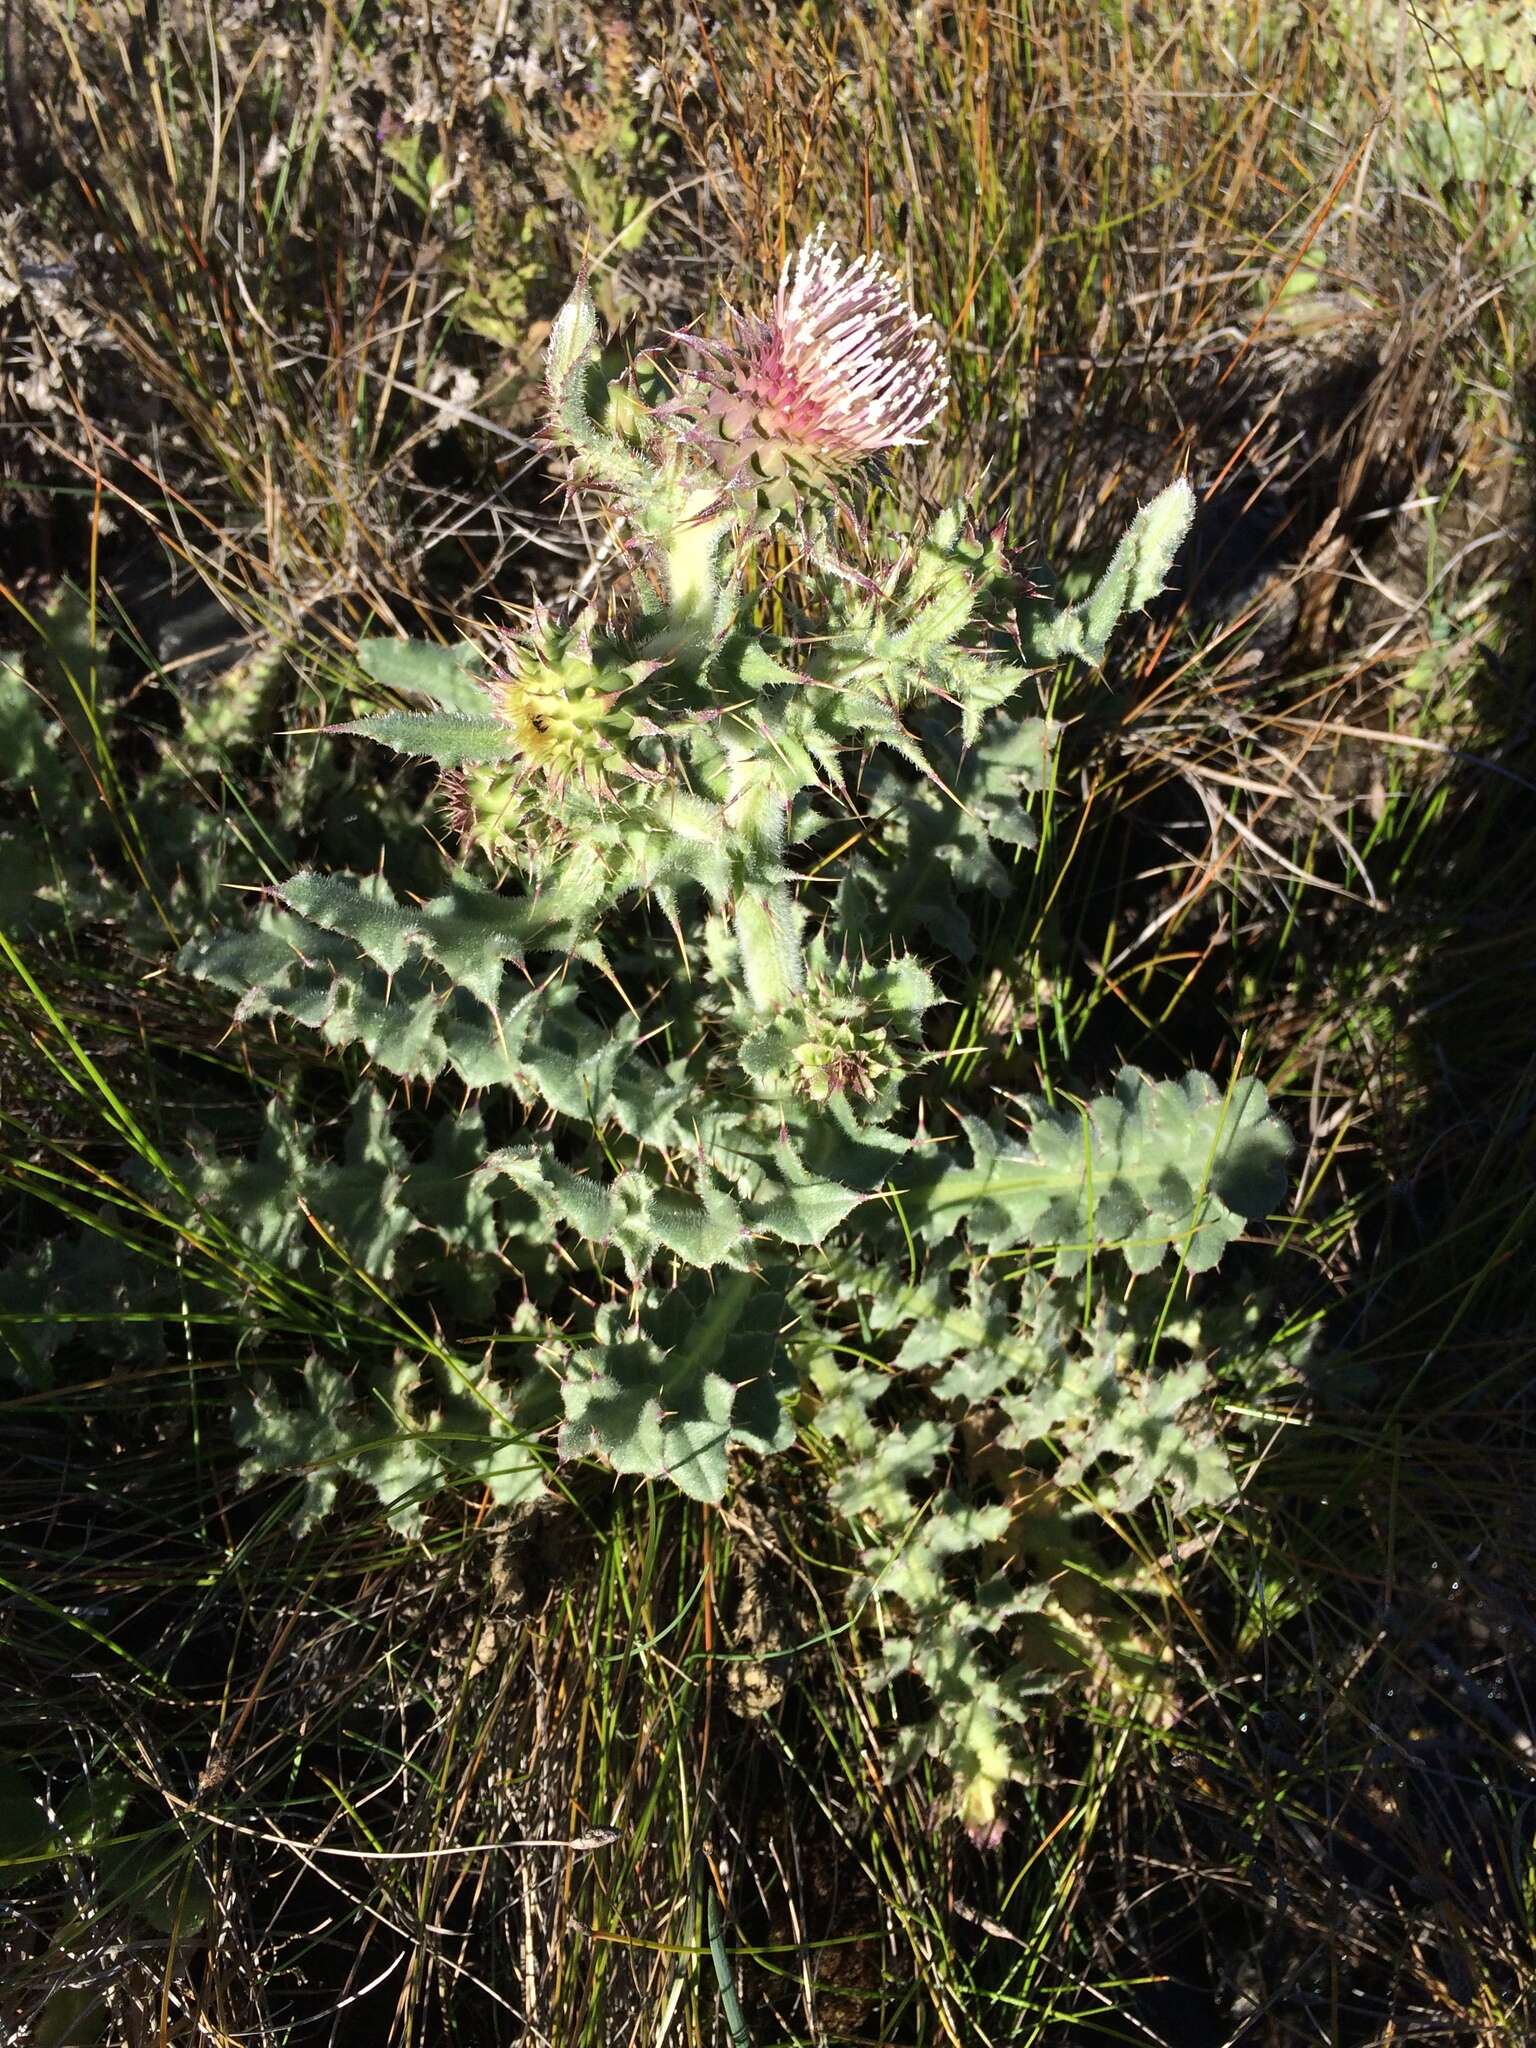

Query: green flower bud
left=445, top=763, right=543, bottom=867
left=791, top=1017, right=895, bottom=1105
left=489, top=616, right=641, bottom=799
left=740, top=958, right=936, bottom=1119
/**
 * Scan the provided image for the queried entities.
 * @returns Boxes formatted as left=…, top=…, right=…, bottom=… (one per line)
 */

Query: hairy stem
left=660, top=485, right=730, bottom=627
left=734, top=883, right=806, bottom=1010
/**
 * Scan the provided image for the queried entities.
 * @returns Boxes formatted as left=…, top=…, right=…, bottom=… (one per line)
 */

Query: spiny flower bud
left=444, top=763, right=545, bottom=868
left=486, top=612, right=644, bottom=799
left=740, top=962, right=932, bottom=1120
left=791, top=1013, right=895, bottom=1106
left=685, top=224, right=949, bottom=487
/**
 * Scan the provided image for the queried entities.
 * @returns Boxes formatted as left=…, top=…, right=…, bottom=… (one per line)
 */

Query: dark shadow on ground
left=1107, top=362, right=1536, bottom=2046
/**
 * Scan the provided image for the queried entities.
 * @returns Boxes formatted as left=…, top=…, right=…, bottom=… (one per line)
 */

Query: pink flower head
left=694, top=225, right=949, bottom=475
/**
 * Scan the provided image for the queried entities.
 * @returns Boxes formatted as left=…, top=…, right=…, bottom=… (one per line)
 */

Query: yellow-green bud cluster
left=489, top=619, right=638, bottom=798
left=446, top=762, right=543, bottom=868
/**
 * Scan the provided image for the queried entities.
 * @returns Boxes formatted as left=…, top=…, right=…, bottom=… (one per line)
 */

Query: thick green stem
left=724, top=735, right=805, bottom=1008
left=734, top=883, right=806, bottom=1010
left=660, top=484, right=730, bottom=628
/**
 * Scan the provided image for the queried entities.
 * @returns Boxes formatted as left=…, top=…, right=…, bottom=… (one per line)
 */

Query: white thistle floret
left=764, top=224, right=950, bottom=454
left=693, top=223, right=950, bottom=470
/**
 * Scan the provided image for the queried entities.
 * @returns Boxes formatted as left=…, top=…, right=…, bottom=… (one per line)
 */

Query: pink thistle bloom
left=694, top=225, right=949, bottom=473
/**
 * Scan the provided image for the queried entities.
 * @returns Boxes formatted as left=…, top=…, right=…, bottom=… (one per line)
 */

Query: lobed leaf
left=557, top=1271, right=797, bottom=1502
left=235, top=1353, right=546, bottom=1537
left=903, top=1067, right=1291, bottom=1274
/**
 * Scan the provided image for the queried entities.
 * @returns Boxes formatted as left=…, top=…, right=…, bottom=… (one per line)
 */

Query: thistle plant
left=166, top=230, right=1292, bottom=1824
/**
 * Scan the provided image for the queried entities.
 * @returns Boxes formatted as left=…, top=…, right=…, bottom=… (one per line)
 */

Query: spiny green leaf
left=279, top=871, right=422, bottom=975
left=747, top=1154, right=871, bottom=1244
left=1024, top=479, right=1195, bottom=667
left=830, top=1417, right=952, bottom=1524
left=479, top=1146, right=751, bottom=1279
left=335, top=709, right=518, bottom=768
left=903, top=1067, right=1290, bottom=1274
left=546, top=283, right=600, bottom=406
left=356, top=637, right=489, bottom=715
left=558, top=1271, right=796, bottom=1502
left=1002, top=1348, right=1232, bottom=1514
left=234, top=1353, right=546, bottom=1536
